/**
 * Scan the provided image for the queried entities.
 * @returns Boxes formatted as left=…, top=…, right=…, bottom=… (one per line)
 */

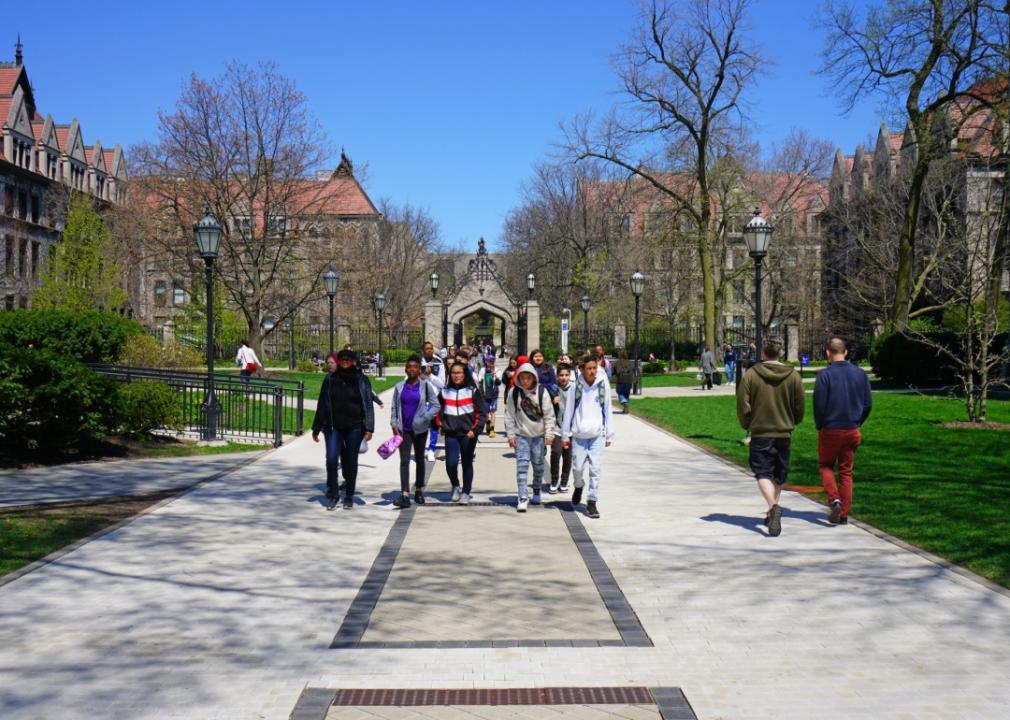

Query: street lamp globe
left=742, top=206, right=773, bottom=258
left=630, top=269, right=645, bottom=297
left=322, top=265, right=339, bottom=297
left=374, top=291, right=386, bottom=312
left=262, top=317, right=276, bottom=332
left=580, top=293, right=591, bottom=312
left=527, top=272, right=536, bottom=294
left=193, top=205, right=222, bottom=259
left=430, top=271, right=439, bottom=299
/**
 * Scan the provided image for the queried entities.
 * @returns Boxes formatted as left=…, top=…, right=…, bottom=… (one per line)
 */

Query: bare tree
left=131, top=61, right=348, bottom=355
left=565, top=0, right=765, bottom=352
left=819, top=0, right=1006, bottom=330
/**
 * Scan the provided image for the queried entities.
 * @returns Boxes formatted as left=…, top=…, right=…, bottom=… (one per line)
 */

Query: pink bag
left=376, top=434, right=403, bottom=460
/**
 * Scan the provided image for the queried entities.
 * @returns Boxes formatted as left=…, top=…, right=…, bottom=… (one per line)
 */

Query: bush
left=0, top=346, right=119, bottom=455
left=383, top=348, right=419, bottom=364
left=117, top=334, right=204, bottom=368
left=297, top=359, right=319, bottom=372
left=0, top=309, right=142, bottom=363
left=869, top=331, right=960, bottom=386
left=642, top=361, right=667, bottom=374
left=117, top=381, right=183, bottom=435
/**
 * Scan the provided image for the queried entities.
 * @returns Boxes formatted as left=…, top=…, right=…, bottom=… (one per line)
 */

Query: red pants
left=818, top=428, right=862, bottom=518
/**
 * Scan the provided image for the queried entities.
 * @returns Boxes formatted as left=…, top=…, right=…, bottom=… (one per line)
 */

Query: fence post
left=296, top=381, right=304, bottom=435
left=273, top=387, right=284, bottom=447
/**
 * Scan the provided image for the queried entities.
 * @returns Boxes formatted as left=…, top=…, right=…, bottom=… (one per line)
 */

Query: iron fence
left=87, top=364, right=305, bottom=446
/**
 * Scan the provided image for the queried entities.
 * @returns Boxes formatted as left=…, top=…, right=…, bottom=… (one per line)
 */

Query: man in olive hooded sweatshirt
left=736, top=340, right=805, bottom=537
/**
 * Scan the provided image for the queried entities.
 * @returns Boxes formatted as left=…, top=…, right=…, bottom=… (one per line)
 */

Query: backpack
left=573, top=381, right=607, bottom=412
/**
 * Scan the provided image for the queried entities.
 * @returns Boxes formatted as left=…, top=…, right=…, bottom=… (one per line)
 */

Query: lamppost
left=527, top=272, right=536, bottom=299
left=430, top=271, right=439, bottom=300
left=742, top=207, right=774, bottom=353
left=631, top=270, right=645, bottom=395
left=522, top=272, right=536, bottom=355
left=262, top=316, right=276, bottom=363
left=194, top=205, right=222, bottom=441
left=323, top=264, right=339, bottom=354
left=286, top=314, right=295, bottom=371
left=580, top=292, right=591, bottom=352
left=374, top=291, right=386, bottom=378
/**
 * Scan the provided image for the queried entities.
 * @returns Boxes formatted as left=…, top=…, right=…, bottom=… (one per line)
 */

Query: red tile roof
left=0, top=66, right=22, bottom=95
left=55, top=126, right=71, bottom=150
left=103, top=149, right=115, bottom=173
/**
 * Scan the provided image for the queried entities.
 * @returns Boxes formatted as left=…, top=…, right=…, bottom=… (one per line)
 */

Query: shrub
left=117, top=381, right=183, bottom=435
left=869, top=331, right=960, bottom=386
left=296, top=359, right=319, bottom=372
left=642, top=361, right=667, bottom=374
left=383, top=348, right=419, bottom=364
left=0, top=346, right=119, bottom=455
left=117, top=334, right=204, bottom=368
left=0, top=309, right=142, bottom=362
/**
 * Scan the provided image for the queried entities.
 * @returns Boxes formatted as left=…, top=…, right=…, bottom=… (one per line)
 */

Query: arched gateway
left=424, top=239, right=539, bottom=354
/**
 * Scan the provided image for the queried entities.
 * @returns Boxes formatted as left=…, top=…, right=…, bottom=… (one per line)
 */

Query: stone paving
left=324, top=704, right=661, bottom=719
left=1, top=387, right=1010, bottom=718
left=0, top=450, right=269, bottom=507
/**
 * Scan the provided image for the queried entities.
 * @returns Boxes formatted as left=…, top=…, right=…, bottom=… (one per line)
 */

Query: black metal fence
left=87, top=365, right=305, bottom=447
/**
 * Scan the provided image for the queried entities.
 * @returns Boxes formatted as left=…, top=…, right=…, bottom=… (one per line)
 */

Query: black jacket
left=312, top=370, right=376, bottom=434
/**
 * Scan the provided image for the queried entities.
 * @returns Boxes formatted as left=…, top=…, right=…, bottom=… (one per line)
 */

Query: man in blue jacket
left=813, top=337, right=872, bottom=524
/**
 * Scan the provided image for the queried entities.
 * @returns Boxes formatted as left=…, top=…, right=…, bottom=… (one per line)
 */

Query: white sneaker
left=425, top=449, right=436, bottom=462
left=517, top=497, right=528, bottom=513
left=451, top=486, right=461, bottom=503
left=531, top=491, right=542, bottom=505
left=460, top=492, right=470, bottom=505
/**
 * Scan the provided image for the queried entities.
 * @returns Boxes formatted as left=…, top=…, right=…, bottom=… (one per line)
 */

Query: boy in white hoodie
left=561, top=354, right=613, bottom=519
left=504, top=362, right=556, bottom=512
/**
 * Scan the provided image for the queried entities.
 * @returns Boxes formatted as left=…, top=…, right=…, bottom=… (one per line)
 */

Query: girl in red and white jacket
left=439, top=361, right=487, bottom=505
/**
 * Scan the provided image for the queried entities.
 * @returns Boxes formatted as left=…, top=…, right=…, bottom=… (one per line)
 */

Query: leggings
left=444, top=434, right=478, bottom=494
left=398, top=429, right=428, bottom=493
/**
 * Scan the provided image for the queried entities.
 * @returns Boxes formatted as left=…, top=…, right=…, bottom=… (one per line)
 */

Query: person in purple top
left=390, top=355, right=440, bottom=508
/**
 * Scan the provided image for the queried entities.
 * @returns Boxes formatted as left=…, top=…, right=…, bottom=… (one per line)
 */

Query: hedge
left=0, top=309, right=143, bottom=363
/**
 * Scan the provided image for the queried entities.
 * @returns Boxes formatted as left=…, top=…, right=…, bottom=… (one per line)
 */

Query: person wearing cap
left=312, top=349, right=375, bottom=509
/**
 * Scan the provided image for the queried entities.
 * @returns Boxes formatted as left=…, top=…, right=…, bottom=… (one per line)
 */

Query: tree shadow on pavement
left=700, top=512, right=768, bottom=536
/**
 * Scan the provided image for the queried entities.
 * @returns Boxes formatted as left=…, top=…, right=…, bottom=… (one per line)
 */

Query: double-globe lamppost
left=631, top=270, right=645, bottom=395
left=323, top=265, right=339, bottom=355
left=742, top=207, right=774, bottom=354
left=580, top=293, right=591, bottom=352
left=194, top=205, right=222, bottom=441
left=374, top=291, right=386, bottom=378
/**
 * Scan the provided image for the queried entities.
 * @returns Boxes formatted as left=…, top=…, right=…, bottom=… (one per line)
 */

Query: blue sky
left=18, top=0, right=882, bottom=249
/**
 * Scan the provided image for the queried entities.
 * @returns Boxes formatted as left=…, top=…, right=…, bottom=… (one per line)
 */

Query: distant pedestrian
left=421, top=341, right=447, bottom=462
left=311, top=349, right=375, bottom=510
left=594, top=344, right=610, bottom=379
left=736, top=340, right=805, bottom=536
left=723, top=343, right=737, bottom=386
left=561, top=354, right=613, bottom=519
left=441, top=361, right=487, bottom=505
left=500, top=356, right=519, bottom=407
left=504, top=361, right=556, bottom=512
left=475, top=355, right=501, bottom=438
left=612, top=351, right=636, bottom=414
left=549, top=363, right=575, bottom=493
left=814, top=337, right=872, bottom=525
left=235, top=340, right=261, bottom=384
left=390, top=355, right=441, bottom=508
left=700, top=346, right=717, bottom=390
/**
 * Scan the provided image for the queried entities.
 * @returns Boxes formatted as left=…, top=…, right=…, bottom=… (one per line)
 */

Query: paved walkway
left=0, top=451, right=268, bottom=507
left=1, top=389, right=1010, bottom=719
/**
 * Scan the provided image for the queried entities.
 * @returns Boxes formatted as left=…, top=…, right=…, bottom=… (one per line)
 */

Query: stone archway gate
left=424, top=239, right=539, bottom=353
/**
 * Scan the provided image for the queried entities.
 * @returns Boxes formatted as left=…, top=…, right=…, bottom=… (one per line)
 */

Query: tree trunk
left=890, top=160, right=930, bottom=331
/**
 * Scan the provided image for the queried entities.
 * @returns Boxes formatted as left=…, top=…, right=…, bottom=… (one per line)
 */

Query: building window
left=3, top=185, right=12, bottom=215
left=808, top=213, right=821, bottom=235
left=31, top=242, right=39, bottom=278
left=17, top=191, right=27, bottom=219
left=30, top=196, right=39, bottom=224
left=18, top=295, right=27, bottom=309
left=4, top=236, right=13, bottom=275
left=4, top=295, right=13, bottom=311
left=231, top=216, right=253, bottom=235
left=154, top=281, right=167, bottom=307
left=172, top=283, right=186, bottom=306
left=19, top=239, right=28, bottom=279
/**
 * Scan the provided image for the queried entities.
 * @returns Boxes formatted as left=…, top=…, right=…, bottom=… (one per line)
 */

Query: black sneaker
left=548, top=481, right=560, bottom=495
left=586, top=501, right=600, bottom=519
left=838, top=516, right=848, bottom=524
left=571, top=486, right=583, bottom=505
left=392, top=495, right=411, bottom=509
left=414, top=490, right=426, bottom=505
left=326, top=496, right=338, bottom=511
left=768, top=504, right=783, bottom=537
left=828, top=500, right=842, bottom=524
left=342, top=499, right=354, bottom=509
left=559, top=482, right=570, bottom=493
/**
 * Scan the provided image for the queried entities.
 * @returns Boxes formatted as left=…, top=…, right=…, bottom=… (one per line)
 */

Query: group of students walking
left=311, top=340, right=615, bottom=518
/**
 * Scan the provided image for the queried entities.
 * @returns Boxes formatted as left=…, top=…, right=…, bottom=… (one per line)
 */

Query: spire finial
left=15, top=34, right=23, bottom=66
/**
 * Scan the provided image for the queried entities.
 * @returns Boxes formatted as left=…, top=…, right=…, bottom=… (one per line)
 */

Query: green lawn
left=118, top=439, right=270, bottom=458
left=632, top=393, right=1010, bottom=587
left=641, top=372, right=708, bottom=388
left=261, top=371, right=398, bottom=401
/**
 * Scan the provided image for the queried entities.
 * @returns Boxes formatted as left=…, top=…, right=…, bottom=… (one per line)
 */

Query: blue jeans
left=324, top=425, right=364, bottom=500
left=514, top=435, right=546, bottom=500
left=616, top=383, right=632, bottom=404
left=571, top=435, right=604, bottom=502
left=444, top=434, right=478, bottom=494
left=724, top=361, right=736, bottom=384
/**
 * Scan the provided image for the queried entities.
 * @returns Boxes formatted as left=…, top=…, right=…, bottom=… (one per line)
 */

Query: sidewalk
left=1, top=390, right=1009, bottom=719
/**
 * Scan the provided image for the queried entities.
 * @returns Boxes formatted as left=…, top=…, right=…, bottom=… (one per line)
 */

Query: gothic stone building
left=0, top=42, right=127, bottom=310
